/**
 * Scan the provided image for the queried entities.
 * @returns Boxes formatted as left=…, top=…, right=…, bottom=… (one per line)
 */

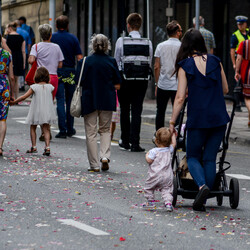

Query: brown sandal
left=0, top=148, right=3, bottom=156
left=26, top=147, right=37, bottom=153
left=43, top=147, right=50, bottom=156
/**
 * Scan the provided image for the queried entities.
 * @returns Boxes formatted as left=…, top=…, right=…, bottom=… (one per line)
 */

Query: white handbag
left=70, top=57, right=86, bottom=118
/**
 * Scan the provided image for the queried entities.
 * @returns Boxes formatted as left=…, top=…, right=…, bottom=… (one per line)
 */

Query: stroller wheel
left=172, top=176, right=178, bottom=207
left=229, top=178, right=239, bottom=209
left=216, top=186, right=223, bottom=206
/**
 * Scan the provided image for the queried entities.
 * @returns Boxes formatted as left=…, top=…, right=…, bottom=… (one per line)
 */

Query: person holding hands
left=144, top=127, right=176, bottom=212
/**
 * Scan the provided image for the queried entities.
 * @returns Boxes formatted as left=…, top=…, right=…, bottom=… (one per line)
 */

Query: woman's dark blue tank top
left=178, top=54, right=230, bottom=129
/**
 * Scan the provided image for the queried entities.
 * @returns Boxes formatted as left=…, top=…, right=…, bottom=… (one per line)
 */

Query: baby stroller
left=172, top=96, right=239, bottom=209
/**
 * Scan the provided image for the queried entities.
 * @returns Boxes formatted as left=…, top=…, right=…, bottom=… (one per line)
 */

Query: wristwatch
left=155, top=83, right=158, bottom=87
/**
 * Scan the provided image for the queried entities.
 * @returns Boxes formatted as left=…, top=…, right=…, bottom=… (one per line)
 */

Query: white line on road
left=12, top=117, right=27, bottom=120
left=12, top=119, right=118, bottom=146
left=52, top=130, right=118, bottom=146
left=226, top=174, right=250, bottom=180
left=16, top=120, right=26, bottom=124
left=57, top=219, right=110, bottom=235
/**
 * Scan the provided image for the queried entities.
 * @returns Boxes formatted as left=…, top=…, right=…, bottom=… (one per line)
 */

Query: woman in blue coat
left=76, top=34, right=121, bottom=172
left=170, top=29, right=230, bottom=211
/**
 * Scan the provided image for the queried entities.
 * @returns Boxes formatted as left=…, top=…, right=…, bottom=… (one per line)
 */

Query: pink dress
left=144, top=146, right=174, bottom=204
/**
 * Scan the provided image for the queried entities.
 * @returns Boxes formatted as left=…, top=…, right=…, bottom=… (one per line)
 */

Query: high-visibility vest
left=233, top=28, right=250, bottom=51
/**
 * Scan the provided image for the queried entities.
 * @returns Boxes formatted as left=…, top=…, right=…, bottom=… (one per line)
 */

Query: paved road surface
left=0, top=103, right=249, bottom=250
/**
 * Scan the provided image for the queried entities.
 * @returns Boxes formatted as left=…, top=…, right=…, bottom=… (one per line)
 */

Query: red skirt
left=49, top=74, right=58, bottom=100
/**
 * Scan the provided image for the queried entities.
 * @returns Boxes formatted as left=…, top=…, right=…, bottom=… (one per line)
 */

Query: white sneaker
left=88, top=166, right=100, bottom=172
left=101, top=157, right=109, bottom=171
left=143, top=201, right=156, bottom=209
left=165, top=203, right=173, bottom=212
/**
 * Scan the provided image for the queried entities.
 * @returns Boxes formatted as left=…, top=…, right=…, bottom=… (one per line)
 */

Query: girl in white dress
left=11, top=67, right=57, bottom=156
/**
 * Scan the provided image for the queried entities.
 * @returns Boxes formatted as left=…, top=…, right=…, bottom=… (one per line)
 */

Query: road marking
left=57, top=219, right=109, bottom=235
left=226, top=174, right=250, bottom=180
left=16, top=120, right=26, bottom=124
left=12, top=117, right=27, bottom=120
left=52, top=130, right=118, bottom=146
left=11, top=120, right=118, bottom=146
left=74, top=135, right=86, bottom=140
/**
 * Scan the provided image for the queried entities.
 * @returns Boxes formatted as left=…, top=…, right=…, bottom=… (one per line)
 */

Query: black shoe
left=119, top=142, right=130, bottom=150
left=193, top=204, right=206, bottom=212
left=39, top=134, right=45, bottom=141
left=131, top=145, right=145, bottom=152
left=193, top=185, right=210, bottom=211
left=67, top=128, right=76, bottom=137
left=55, top=132, right=67, bottom=139
left=235, top=107, right=242, bottom=112
left=100, top=157, right=110, bottom=171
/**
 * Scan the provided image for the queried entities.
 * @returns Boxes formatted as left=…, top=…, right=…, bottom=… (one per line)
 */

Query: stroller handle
left=223, top=95, right=237, bottom=150
left=224, top=95, right=237, bottom=107
left=174, top=95, right=236, bottom=150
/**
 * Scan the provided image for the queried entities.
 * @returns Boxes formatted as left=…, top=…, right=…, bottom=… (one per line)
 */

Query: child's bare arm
left=12, top=88, right=33, bottom=104
left=171, top=132, right=177, bottom=148
left=145, top=152, right=154, bottom=164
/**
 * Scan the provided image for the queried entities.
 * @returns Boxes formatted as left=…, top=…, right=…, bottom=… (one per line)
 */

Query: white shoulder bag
left=70, top=57, right=86, bottom=118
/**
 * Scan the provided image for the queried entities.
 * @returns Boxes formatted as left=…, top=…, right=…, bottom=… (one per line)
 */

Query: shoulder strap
left=77, top=57, right=86, bottom=88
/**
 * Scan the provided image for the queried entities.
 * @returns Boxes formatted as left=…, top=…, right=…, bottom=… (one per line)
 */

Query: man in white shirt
left=114, top=13, right=153, bottom=152
left=154, top=20, right=182, bottom=130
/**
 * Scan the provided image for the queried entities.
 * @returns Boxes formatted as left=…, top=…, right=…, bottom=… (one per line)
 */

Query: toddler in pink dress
left=144, top=127, right=176, bottom=212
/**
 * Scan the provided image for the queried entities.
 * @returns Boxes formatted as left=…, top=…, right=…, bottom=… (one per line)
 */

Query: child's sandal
left=26, top=147, right=37, bottom=153
left=43, top=147, right=50, bottom=156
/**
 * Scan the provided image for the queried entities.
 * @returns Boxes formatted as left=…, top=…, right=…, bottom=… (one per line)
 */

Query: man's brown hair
left=166, top=20, right=180, bottom=37
left=126, top=13, right=142, bottom=30
left=155, top=127, right=172, bottom=147
left=56, top=15, right=69, bottom=30
left=34, top=67, right=50, bottom=83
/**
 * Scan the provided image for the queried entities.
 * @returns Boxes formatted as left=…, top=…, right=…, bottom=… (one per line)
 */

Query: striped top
left=237, top=40, right=250, bottom=85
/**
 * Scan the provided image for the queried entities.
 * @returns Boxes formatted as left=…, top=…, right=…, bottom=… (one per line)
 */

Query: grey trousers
left=84, top=110, right=112, bottom=168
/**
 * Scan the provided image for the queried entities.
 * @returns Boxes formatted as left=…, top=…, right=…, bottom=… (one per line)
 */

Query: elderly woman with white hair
left=29, top=23, right=64, bottom=100
left=28, top=23, right=64, bottom=141
left=75, top=34, right=121, bottom=172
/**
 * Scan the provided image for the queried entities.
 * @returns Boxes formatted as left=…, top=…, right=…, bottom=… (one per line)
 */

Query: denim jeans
left=56, top=67, right=76, bottom=134
left=186, top=125, right=226, bottom=189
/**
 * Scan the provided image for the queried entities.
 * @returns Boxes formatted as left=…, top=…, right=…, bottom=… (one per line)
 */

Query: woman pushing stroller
left=170, top=28, right=230, bottom=211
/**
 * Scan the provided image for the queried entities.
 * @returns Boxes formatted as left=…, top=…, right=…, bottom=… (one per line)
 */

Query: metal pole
left=88, top=0, right=93, bottom=55
left=146, top=0, right=149, bottom=38
left=195, top=0, right=200, bottom=30
left=49, top=0, right=56, bottom=32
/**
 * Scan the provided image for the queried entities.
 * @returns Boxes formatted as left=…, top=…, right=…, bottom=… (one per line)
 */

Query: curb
left=141, top=116, right=250, bottom=147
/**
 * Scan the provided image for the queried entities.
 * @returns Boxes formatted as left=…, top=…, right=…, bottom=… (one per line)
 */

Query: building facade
left=2, top=0, right=250, bottom=97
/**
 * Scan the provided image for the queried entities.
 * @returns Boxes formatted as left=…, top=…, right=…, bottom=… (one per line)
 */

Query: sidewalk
left=142, top=98, right=250, bottom=146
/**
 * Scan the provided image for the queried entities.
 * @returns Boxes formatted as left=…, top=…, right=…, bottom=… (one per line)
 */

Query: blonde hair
left=89, top=34, right=111, bottom=54
left=155, top=127, right=172, bottom=147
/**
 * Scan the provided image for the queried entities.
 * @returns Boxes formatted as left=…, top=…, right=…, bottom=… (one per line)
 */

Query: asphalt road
left=0, top=103, right=249, bottom=250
